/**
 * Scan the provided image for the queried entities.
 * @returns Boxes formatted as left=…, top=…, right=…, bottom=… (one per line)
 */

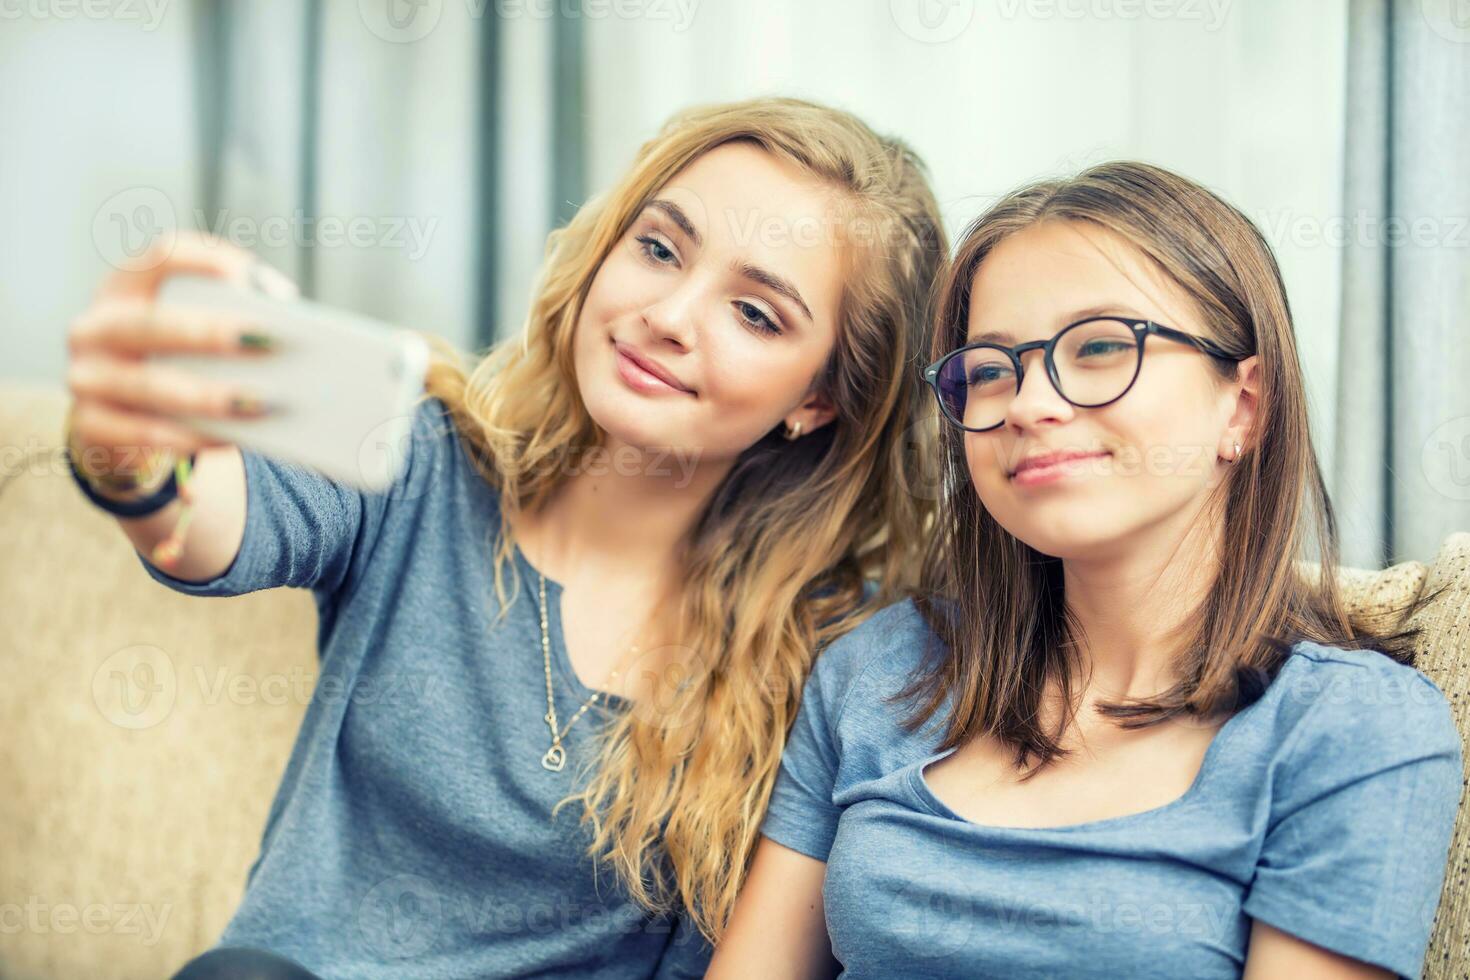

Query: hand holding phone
left=67, top=234, right=296, bottom=497
left=150, top=275, right=430, bottom=492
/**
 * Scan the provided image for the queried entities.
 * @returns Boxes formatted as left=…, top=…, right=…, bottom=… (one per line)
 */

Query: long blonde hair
left=414, top=96, right=946, bottom=940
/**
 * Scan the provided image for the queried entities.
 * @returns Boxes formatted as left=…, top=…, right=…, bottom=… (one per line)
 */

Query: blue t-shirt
left=760, top=600, right=1462, bottom=979
left=137, top=396, right=712, bottom=979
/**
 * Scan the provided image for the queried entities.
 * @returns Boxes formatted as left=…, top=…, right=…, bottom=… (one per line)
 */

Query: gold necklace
left=536, top=571, right=643, bottom=773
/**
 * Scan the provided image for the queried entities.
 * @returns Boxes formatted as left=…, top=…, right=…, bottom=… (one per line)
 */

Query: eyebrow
left=642, top=199, right=815, bottom=325
left=966, top=304, right=1148, bottom=344
left=733, top=261, right=815, bottom=324
left=645, top=200, right=701, bottom=246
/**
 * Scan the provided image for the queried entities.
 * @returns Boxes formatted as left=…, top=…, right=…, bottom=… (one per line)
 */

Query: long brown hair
left=904, top=160, right=1424, bottom=772
left=415, top=97, right=946, bottom=939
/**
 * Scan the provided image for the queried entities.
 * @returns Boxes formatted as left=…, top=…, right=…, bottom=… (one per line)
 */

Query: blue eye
left=636, top=235, right=676, bottom=266
left=1077, top=339, right=1132, bottom=358
left=968, top=364, right=1013, bottom=387
left=735, top=300, right=782, bottom=337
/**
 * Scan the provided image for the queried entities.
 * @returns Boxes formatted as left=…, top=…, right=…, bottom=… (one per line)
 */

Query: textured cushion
left=0, top=383, right=317, bottom=980
left=1, top=381, right=1466, bottom=979
left=1406, top=533, right=1470, bottom=979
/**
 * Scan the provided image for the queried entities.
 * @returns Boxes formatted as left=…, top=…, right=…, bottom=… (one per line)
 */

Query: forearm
left=116, top=445, right=247, bottom=584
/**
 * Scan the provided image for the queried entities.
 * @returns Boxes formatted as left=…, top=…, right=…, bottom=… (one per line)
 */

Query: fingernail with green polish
left=230, top=395, right=272, bottom=417
left=238, top=331, right=275, bottom=350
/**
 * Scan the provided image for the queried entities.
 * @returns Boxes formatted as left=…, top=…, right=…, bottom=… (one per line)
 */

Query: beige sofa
left=2, top=380, right=1468, bottom=979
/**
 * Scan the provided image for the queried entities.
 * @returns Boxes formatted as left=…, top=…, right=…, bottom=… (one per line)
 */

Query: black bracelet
left=67, top=446, right=194, bottom=518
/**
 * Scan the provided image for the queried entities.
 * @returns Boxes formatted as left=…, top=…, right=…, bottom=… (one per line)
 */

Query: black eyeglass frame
left=922, top=316, right=1242, bottom=433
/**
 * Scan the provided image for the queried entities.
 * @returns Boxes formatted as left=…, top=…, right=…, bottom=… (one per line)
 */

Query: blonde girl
left=64, top=96, right=947, bottom=978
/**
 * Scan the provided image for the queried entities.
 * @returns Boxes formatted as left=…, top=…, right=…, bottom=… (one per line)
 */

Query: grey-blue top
left=138, top=396, right=712, bottom=979
left=760, top=600, right=1462, bottom=980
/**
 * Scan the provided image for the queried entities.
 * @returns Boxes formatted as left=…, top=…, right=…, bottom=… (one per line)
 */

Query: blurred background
left=2, top=0, right=1468, bottom=566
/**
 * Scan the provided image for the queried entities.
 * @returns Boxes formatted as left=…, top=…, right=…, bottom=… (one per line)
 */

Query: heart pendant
left=541, top=744, right=567, bottom=772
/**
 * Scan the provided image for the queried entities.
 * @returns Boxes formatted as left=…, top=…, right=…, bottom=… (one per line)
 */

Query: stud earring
left=784, top=421, right=803, bottom=441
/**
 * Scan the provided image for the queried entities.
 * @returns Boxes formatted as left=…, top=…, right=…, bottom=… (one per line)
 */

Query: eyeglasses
left=923, top=316, right=1241, bottom=433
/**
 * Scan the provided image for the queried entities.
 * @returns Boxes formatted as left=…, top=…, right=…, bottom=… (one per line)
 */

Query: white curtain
left=16, top=0, right=1465, bottom=570
left=200, top=0, right=483, bottom=349
left=1335, top=0, right=1470, bottom=566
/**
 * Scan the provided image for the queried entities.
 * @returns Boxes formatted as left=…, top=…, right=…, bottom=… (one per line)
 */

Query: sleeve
left=135, top=397, right=438, bottom=599
left=651, top=911, right=714, bottom=980
left=1242, top=665, right=1464, bottom=979
left=758, top=641, right=852, bottom=863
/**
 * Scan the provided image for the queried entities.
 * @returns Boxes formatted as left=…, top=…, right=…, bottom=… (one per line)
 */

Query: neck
left=1060, top=494, right=1224, bottom=702
left=525, top=433, right=735, bottom=585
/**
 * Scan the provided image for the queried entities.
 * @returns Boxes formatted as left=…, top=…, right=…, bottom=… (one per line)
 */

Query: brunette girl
left=713, top=161, right=1460, bottom=979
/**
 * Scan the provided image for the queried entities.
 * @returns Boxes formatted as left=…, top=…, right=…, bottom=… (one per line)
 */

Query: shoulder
left=1268, top=640, right=1455, bottom=730
left=409, top=394, right=460, bottom=455
left=393, top=394, right=499, bottom=498
left=806, top=598, right=948, bottom=732
left=1260, top=640, right=1461, bottom=775
left=381, top=394, right=457, bottom=478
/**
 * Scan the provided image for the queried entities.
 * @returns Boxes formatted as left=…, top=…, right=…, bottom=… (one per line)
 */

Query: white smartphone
left=152, top=274, right=431, bottom=492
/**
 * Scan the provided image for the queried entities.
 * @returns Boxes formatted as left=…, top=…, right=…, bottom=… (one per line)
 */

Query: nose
left=641, top=280, right=701, bottom=350
left=1004, top=348, right=1074, bottom=433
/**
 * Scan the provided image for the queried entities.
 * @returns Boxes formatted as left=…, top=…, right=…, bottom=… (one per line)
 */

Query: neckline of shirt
left=899, top=648, right=1312, bottom=834
left=511, top=539, right=633, bottom=710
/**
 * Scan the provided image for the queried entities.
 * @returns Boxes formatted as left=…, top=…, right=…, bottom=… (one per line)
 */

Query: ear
left=783, top=387, right=838, bottom=439
left=1219, top=355, right=1260, bottom=462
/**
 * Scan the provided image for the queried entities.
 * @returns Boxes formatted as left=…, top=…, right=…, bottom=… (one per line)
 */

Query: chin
left=580, top=386, right=679, bottom=451
left=987, top=497, right=1133, bottom=561
left=1012, top=528, right=1120, bottom=562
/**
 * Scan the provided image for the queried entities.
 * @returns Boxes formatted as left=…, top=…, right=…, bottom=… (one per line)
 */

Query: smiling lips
left=1009, top=449, right=1111, bottom=487
left=613, top=341, right=695, bottom=396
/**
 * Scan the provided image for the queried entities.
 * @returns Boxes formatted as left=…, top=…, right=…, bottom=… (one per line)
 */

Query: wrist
left=91, top=474, right=178, bottom=507
left=66, top=427, right=174, bottom=499
left=68, top=442, right=190, bottom=519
